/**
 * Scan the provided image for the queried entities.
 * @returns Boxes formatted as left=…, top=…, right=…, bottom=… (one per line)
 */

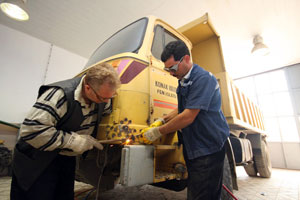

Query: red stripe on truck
left=153, top=99, right=177, bottom=109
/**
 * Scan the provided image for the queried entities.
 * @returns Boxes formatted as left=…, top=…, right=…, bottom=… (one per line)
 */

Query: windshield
left=84, top=18, right=148, bottom=68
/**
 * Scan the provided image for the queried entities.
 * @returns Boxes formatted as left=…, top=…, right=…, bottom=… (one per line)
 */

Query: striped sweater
left=20, top=77, right=110, bottom=156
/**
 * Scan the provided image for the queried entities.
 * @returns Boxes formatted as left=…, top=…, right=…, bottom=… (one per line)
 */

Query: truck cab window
left=85, top=18, right=148, bottom=68
left=151, top=25, right=178, bottom=60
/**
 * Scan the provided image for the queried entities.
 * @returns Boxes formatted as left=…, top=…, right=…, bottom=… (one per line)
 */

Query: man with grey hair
left=10, top=63, right=120, bottom=200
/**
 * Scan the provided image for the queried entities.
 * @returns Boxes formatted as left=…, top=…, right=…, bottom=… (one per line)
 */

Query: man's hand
left=150, top=118, right=165, bottom=128
left=84, top=135, right=104, bottom=150
left=141, top=127, right=162, bottom=144
left=64, top=134, right=103, bottom=154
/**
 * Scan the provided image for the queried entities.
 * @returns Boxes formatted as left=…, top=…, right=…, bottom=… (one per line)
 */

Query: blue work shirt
left=176, top=64, right=229, bottom=160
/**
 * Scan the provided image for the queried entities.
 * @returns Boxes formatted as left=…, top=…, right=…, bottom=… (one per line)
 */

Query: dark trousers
left=10, top=154, right=76, bottom=200
left=184, top=145, right=226, bottom=200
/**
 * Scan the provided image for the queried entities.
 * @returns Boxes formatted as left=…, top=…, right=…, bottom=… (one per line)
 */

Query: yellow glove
left=141, top=127, right=162, bottom=144
left=150, top=118, right=165, bottom=128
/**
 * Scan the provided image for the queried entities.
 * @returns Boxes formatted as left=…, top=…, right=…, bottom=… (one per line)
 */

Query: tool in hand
left=98, top=138, right=126, bottom=144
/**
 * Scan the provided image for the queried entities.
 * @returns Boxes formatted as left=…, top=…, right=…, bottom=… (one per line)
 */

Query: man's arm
left=141, top=108, right=200, bottom=144
left=159, top=108, right=200, bottom=135
left=20, top=88, right=69, bottom=151
left=162, top=108, right=178, bottom=123
left=20, top=88, right=100, bottom=154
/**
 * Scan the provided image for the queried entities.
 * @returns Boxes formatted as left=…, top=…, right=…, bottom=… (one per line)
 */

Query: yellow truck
left=75, top=13, right=272, bottom=197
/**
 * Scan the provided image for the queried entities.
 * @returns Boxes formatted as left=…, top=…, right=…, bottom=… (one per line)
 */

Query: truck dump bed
left=178, top=14, right=265, bottom=136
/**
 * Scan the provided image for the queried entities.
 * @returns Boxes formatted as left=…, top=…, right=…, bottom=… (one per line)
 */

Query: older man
left=11, top=63, right=120, bottom=200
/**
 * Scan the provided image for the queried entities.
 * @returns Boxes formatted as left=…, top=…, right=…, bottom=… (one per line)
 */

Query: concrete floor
left=1, top=167, right=300, bottom=200
left=234, top=167, right=300, bottom=200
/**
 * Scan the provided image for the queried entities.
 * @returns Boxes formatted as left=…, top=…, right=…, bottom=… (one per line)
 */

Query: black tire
left=244, top=162, right=258, bottom=177
left=221, top=154, right=233, bottom=200
left=254, top=138, right=272, bottom=178
left=0, top=145, right=12, bottom=176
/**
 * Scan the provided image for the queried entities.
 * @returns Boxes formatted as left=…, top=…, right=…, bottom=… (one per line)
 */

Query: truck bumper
left=120, top=145, right=154, bottom=186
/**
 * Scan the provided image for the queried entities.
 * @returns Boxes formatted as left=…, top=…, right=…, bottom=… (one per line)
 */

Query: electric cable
left=95, top=144, right=108, bottom=200
left=83, top=188, right=96, bottom=200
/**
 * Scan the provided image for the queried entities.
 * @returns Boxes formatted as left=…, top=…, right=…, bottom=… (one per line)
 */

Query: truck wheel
left=221, top=154, right=233, bottom=200
left=244, top=162, right=257, bottom=177
left=254, top=138, right=272, bottom=178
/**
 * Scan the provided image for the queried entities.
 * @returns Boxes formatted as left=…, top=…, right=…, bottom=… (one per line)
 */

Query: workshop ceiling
left=0, top=0, right=299, bottom=78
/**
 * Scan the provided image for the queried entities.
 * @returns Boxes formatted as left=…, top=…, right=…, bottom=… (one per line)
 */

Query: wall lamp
left=251, top=35, right=269, bottom=56
left=0, top=0, right=29, bottom=21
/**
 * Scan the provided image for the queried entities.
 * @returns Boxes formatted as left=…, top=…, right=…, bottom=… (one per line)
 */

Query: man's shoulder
left=191, top=64, right=212, bottom=78
left=37, top=88, right=66, bottom=106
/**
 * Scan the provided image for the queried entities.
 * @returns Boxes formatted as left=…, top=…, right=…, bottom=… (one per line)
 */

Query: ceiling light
left=0, top=0, right=29, bottom=21
left=251, top=35, right=269, bottom=56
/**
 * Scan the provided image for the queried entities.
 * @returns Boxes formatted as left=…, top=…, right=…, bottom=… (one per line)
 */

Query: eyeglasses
left=164, top=56, right=184, bottom=72
left=89, top=85, right=117, bottom=102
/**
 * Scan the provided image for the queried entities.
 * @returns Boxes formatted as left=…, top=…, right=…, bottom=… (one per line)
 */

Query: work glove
left=64, top=134, right=103, bottom=154
left=141, top=127, right=162, bottom=144
left=85, top=135, right=104, bottom=150
left=150, top=118, right=165, bottom=128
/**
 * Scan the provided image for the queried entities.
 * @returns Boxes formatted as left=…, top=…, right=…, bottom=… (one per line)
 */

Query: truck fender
left=225, top=138, right=238, bottom=190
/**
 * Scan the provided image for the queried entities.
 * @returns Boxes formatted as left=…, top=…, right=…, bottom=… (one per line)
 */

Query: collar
left=180, top=65, right=193, bottom=85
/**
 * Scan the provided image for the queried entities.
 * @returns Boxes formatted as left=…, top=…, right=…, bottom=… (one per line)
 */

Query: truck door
left=147, top=24, right=179, bottom=145
left=149, top=25, right=178, bottom=123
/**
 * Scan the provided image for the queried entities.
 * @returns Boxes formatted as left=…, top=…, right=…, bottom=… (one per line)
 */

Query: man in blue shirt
left=142, top=40, right=230, bottom=199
